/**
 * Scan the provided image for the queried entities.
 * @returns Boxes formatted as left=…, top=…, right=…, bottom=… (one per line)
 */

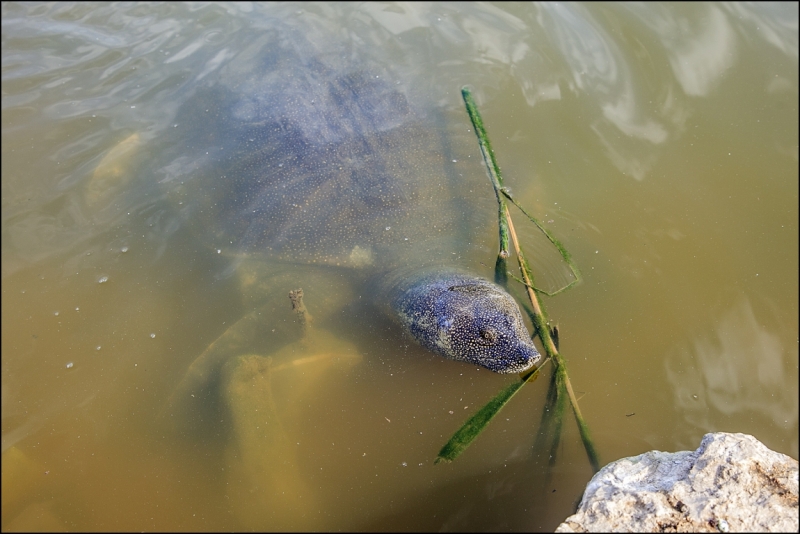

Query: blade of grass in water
left=461, top=86, right=511, bottom=282
left=435, top=368, right=541, bottom=464
left=435, top=87, right=598, bottom=472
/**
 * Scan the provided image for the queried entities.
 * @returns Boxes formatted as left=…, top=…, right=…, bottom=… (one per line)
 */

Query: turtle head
left=432, top=281, right=540, bottom=373
left=391, top=271, right=540, bottom=374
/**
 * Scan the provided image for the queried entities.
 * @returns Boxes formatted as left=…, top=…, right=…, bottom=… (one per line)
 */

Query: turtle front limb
left=160, top=302, right=305, bottom=433
left=220, top=327, right=361, bottom=528
left=221, top=354, right=323, bottom=530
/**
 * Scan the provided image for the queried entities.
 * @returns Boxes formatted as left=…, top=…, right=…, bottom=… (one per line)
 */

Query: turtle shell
left=158, top=38, right=470, bottom=273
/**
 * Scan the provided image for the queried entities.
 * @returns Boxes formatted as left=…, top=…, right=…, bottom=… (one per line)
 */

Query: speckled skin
left=156, top=30, right=540, bottom=374
left=386, top=269, right=540, bottom=373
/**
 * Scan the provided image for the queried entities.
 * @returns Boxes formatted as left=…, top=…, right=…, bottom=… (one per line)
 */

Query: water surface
left=2, top=2, right=797, bottom=531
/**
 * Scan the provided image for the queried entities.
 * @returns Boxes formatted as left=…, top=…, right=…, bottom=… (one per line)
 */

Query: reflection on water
left=628, top=3, right=738, bottom=97
left=666, top=298, right=798, bottom=451
left=2, top=2, right=798, bottom=531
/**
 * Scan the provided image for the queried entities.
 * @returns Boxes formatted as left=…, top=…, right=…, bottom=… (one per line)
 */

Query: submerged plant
left=435, top=88, right=599, bottom=474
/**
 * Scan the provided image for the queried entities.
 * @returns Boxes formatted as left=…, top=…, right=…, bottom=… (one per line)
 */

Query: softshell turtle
left=153, top=32, right=540, bottom=419
left=133, top=28, right=542, bottom=529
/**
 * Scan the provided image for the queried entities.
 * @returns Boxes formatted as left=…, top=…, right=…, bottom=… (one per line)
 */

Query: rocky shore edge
left=556, top=432, right=798, bottom=533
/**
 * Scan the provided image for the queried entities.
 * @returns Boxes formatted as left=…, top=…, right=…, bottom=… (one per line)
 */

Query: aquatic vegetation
left=436, top=88, right=599, bottom=474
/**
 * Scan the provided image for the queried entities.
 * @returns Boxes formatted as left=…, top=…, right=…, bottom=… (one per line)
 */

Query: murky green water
left=2, top=2, right=797, bottom=531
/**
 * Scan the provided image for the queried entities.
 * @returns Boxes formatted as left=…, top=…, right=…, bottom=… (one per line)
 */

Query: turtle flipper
left=161, top=270, right=356, bottom=433
left=220, top=325, right=360, bottom=528
left=221, top=353, right=321, bottom=530
left=159, top=302, right=304, bottom=433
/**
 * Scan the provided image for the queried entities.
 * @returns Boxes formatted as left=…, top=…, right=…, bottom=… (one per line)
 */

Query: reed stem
left=436, top=88, right=598, bottom=473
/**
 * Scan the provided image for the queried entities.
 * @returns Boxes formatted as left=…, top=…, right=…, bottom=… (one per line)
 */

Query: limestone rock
left=556, top=432, right=798, bottom=533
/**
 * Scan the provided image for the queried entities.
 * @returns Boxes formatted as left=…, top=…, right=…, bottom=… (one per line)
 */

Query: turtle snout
left=499, top=339, right=540, bottom=374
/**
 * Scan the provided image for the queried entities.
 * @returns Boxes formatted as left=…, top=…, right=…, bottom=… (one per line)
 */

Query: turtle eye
left=478, top=327, right=498, bottom=344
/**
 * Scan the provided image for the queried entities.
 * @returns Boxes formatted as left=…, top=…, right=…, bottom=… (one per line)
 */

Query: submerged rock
left=556, top=432, right=798, bottom=533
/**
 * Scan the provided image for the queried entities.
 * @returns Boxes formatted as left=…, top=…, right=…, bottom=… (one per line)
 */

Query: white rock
left=556, top=432, right=798, bottom=533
